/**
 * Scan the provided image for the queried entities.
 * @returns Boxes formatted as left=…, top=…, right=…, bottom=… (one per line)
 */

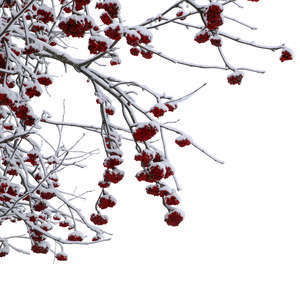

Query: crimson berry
left=176, top=10, right=186, bottom=20
left=0, top=248, right=9, bottom=257
left=103, top=156, right=123, bottom=168
left=210, top=37, right=222, bottom=47
left=164, top=210, right=184, bottom=226
left=133, top=122, right=159, bottom=142
left=175, top=136, right=191, bottom=147
left=37, top=76, right=52, bottom=86
left=25, top=85, right=41, bottom=98
left=227, top=72, right=244, bottom=85
left=98, top=194, right=116, bottom=209
left=88, top=37, right=109, bottom=54
left=90, top=213, right=108, bottom=225
left=56, top=252, right=68, bottom=261
left=100, top=12, right=112, bottom=25
left=130, top=47, right=140, bottom=56
left=105, top=25, right=122, bottom=41
left=98, top=180, right=110, bottom=188
left=59, top=16, right=92, bottom=38
left=104, top=168, right=124, bottom=184
left=280, top=49, right=293, bottom=62
left=141, top=50, right=153, bottom=59
left=195, top=30, right=211, bottom=43
left=146, top=184, right=160, bottom=196
left=36, top=8, right=54, bottom=24
left=31, top=242, right=49, bottom=254
left=68, top=231, right=84, bottom=241
left=165, top=103, right=178, bottom=112
left=74, top=0, right=90, bottom=11
left=150, top=103, right=168, bottom=118
left=33, top=201, right=47, bottom=212
left=206, top=4, right=223, bottom=31
left=135, top=149, right=154, bottom=167
left=126, top=32, right=141, bottom=47
left=165, top=195, right=180, bottom=206
left=25, top=153, right=39, bottom=166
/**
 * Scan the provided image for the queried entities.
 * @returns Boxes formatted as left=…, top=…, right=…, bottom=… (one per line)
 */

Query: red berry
left=175, top=136, right=191, bottom=147
left=164, top=210, right=184, bottom=226
left=90, top=213, right=108, bottom=225
left=195, top=30, right=211, bottom=43
left=150, top=104, right=168, bottom=118
left=98, top=194, right=116, bottom=209
left=206, top=4, right=223, bottom=31
left=56, top=252, right=68, bottom=261
left=68, top=231, right=84, bottom=241
left=227, top=72, right=244, bottom=85
left=280, top=49, right=293, bottom=62
left=130, top=47, right=140, bottom=56
left=133, top=122, right=159, bottom=142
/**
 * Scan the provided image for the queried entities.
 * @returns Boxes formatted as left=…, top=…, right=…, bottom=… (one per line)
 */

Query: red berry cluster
left=59, top=16, right=93, bottom=38
left=93, top=148, right=123, bottom=226
left=33, top=200, right=47, bottom=212
left=150, top=103, right=168, bottom=118
left=36, top=7, right=54, bottom=24
left=210, top=36, right=222, bottom=47
left=23, top=44, right=41, bottom=55
left=176, top=10, right=186, bottom=21
left=280, top=49, right=293, bottom=62
left=96, top=0, right=120, bottom=19
left=175, top=135, right=192, bottom=147
left=37, top=188, right=56, bottom=200
left=37, top=75, right=52, bottom=86
left=195, top=30, right=211, bottom=44
left=126, top=31, right=140, bottom=47
left=25, top=153, right=39, bottom=166
left=31, top=242, right=49, bottom=254
left=0, top=181, right=19, bottom=202
left=103, top=155, right=122, bottom=169
left=227, top=72, right=244, bottom=85
left=98, top=194, right=116, bottom=209
left=74, top=0, right=91, bottom=11
left=88, top=37, right=109, bottom=54
left=25, top=84, right=41, bottom=98
left=133, top=122, right=159, bottom=142
left=100, top=12, right=112, bottom=25
left=110, top=57, right=121, bottom=66
left=0, top=89, right=37, bottom=126
left=125, top=28, right=153, bottom=59
left=150, top=103, right=178, bottom=118
left=133, top=145, right=184, bottom=226
left=164, top=210, right=184, bottom=227
left=105, top=105, right=115, bottom=115
left=104, top=168, right=124, bottom=184
left=56, top=252, right=68, bottom=261
left=0, top=247, right=9, bottom=257
left=206, top=4, right=223, bottom=31
left=68, top=231, right=84, bottom=241
left=90, top=213, right=108, bottom=225
left=195, top=30, right=223, bottom=48
left=140, top=50, right=153, bottom=59
left=105, top=24, right=122, bottom=41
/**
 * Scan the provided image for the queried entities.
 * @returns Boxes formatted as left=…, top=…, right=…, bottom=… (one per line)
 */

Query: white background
left=1, top=1, right=300, bottom=299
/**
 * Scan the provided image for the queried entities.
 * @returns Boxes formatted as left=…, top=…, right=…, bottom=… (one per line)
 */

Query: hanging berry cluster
left=0, top=0, right=293, bottom=260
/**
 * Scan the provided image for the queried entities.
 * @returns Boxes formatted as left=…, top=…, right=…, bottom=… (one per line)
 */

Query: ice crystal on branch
left=0, top=0, right=293, bottom=260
